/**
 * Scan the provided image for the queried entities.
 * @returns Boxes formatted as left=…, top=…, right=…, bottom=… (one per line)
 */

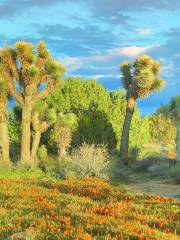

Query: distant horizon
left=1, top=0, right=180, bottom=114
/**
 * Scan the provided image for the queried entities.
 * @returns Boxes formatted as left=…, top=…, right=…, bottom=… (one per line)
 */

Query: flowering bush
left=70, top=143, right=110, bottom=179
left=0, top=177, right=179, bottom=240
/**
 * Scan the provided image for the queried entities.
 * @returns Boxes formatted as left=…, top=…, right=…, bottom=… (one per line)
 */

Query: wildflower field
left=0, top=177, right=179, bottom=240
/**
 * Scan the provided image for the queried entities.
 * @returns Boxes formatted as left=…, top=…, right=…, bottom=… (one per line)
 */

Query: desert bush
left=70, top=143, right=110, bottom=179
left=147, top=162, right=180, bottom=181
left=147, top=162, right=169, bottom=176
left=129, top=146, right=141, bottom=164
left=42, top=145, right=112, bottom=180
left=108, top=150, right=132, bottom=181
left=137, top=153, right=168, bottom=171
left=39, top=153, right=75, bottom=179
left=167, top=162, right=180, bottom=184
left=9, top=144, right=20, bottom=163
left=149, top=114, right=176, bottom=144
left=47, top=156, right=73, bottom=179
left=137, top=149, right=180, bottom=179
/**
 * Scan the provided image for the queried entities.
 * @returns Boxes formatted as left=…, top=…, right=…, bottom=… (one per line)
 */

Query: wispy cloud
left=136, top=28, right=152, bottom=35
left=83, top=74, right=122, bottom=79
left=61, top=44, right=160, bottom=72
left=108, top=44, right=159, bottom=57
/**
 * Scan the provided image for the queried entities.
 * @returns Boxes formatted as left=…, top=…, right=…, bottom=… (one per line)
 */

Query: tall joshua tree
left=0, top=41, right=64, bottom=166
left=120, top=55, right=165, bottom=165
left=0, top=77, right=10, bottom=166
left=169, top=96, right=180, bottom=162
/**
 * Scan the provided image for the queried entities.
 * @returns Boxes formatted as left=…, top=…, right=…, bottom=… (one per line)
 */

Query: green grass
left=0, top=168, right=46, bottom=180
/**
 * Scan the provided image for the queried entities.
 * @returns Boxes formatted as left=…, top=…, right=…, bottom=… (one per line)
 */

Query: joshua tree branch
left=33, top=81, right=53, bottom=104
left=5, top=73, right=23, bottom=106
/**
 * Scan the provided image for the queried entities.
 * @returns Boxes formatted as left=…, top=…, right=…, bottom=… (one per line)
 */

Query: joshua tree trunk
left=31, top=131, right=41, bottom=167
left=21, top=98, right=32, bottom=165
left=58, top=145, right=66, bottom=159
left=176, top=123, right=180, bottom=162
left=0, top=110, right=10, bottom=166
left=120, top=97, right=135, bottom=165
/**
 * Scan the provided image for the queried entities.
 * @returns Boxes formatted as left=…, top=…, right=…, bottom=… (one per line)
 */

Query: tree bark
left=0, top=110, right=10, bottom=166
left=31, top=131, right=41, bottom=167
left=176, top=123, right=180, bottom=162
left=20, top=98, right=32, bottom=166
left=120, top=97, right=135, bottom=165
left=58, top=144, right=66, bottom=159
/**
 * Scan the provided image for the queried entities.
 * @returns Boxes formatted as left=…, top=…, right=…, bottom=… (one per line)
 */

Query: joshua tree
left=0, top=41, right=64, bottom=166
left=31, top=112, right=48, bottom=166
left=52, top=113, right=77, bottom=158
left=0, top=78, right=10, bottom=166
left=120, top=55, right=165, bottom=165
left=54, top=123, right=72, bottom=158
left=169, top=96, right=180, bottom=162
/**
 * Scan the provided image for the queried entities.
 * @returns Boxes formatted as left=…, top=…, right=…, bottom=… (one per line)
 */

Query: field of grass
left=0, top=177, right=179, bottom=240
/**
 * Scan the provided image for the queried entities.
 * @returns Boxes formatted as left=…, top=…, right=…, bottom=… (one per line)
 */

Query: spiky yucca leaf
left=15, top=41, right=34, bottom=64
left=120, top=55, right=165, bottom=100
left=37, top=41, right=49, bottom=59
left=136, top=87, right=150, bottom=98
left=28, top=66, right=39, bottom=78
left=151, top=79, right=165, bottom=92
left=134, top=55, right=164, bottom=98
left=120, top=61, right=132, bottom=90
left=134, top=55, right=154, bottom=69
left=151, top=61, right=161, bottom=75
left=135, top=68, right=154, bottom=89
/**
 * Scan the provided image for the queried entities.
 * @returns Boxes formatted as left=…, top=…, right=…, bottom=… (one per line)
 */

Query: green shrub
left=137, top=153, right=168, bottom=171
left=47, top=156, right=73, bottom=179
left=162, top=163, right=180, bottom=183
left=149, top=114, right=176, bottom=144
left=147, top=162, right=169, bottom=176
left=38, top=145, right=48, bottom=161
left=129, top=146, right=141, bottom=164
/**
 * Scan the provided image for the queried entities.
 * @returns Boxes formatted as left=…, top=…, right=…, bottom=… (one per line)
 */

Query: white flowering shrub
left=70, top=143, right=110, bottom=179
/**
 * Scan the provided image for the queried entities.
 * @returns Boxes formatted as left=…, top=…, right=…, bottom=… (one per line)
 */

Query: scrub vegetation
left=0, top=41, right=179, bottom=239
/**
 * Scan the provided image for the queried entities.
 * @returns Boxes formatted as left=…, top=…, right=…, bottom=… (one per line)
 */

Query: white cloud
left=85, top=74, right=122, bottom=79
left=137, top=28, right=152, bottom=35
left=60, top=54, right=113, bottom=72
left=111, top=15, right=119, bottom=20
left=60, top=57, right=84, bottom=71
left=108, top=44, right=160, bottom=58
left=61, top=44, right=160, bottom=72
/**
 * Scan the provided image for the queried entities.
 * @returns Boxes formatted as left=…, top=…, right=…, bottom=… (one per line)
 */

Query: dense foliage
left=149, top=114, right=176, bottom=144
left=7, top=77, right=151, bottom=162
left=156, top=96, right=180, bottom=161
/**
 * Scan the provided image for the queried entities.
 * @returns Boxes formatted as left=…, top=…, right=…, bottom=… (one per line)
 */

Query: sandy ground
left=125, top=180, right=180, bottom=199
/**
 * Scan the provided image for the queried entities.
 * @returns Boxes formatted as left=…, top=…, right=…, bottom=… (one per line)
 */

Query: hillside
left=0, top=177, right=179, bottom=240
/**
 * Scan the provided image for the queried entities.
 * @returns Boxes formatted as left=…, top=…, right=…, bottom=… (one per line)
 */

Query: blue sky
left=0, top=0, right=180, bottom=115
